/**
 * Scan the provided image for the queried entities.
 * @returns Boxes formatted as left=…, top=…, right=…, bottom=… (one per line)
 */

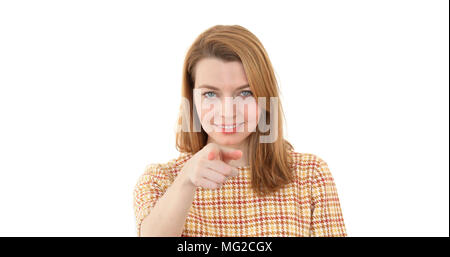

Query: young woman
left=133, top=25, right=347, bottom=237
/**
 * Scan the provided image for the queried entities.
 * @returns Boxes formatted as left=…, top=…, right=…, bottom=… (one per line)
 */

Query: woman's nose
left=213, top=96, right=236, bottom=122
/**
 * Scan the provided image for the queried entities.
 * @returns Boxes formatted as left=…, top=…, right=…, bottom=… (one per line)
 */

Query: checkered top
left=133, top=149, right=347, bottom=237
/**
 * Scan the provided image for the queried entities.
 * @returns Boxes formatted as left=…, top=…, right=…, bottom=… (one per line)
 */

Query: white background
left=0, top=0, right=448, bottom=237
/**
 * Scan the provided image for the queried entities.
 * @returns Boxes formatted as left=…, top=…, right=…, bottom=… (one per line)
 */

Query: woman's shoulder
left=287, top=149, right=330, bottom=176
left=288, top=149, right=327, bottom=166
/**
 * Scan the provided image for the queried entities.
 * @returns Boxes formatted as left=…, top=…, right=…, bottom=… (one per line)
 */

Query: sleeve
left=133, top=163, right=172, bottom=237
left=310, top=157, right=347, bottom=237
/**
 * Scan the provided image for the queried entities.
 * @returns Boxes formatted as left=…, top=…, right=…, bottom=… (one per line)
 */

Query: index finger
left=215, top=145, right=242, bottom=163
left=220, top=149, right=242, bottom=164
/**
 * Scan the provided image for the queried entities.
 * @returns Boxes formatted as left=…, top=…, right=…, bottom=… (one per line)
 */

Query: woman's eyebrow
left=197, top=84, right=250, bottom=91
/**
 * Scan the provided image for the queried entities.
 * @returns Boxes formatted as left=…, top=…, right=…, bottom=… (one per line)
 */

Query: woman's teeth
left=215, top=123, right=242, bottom=129
left=220, top=125, right=236, bottom=129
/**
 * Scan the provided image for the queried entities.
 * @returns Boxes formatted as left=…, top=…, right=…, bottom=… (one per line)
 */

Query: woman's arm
left=139, top=170, right=196, bottom=237
left=134, top=143, right=241, bottom=237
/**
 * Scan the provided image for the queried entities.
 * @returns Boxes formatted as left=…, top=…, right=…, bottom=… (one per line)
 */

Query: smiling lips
left=213, top=122, right=244, bottom=133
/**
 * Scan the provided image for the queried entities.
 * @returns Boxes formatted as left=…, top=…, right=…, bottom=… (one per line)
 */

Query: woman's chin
left=210, top=134, right=246, bottom=146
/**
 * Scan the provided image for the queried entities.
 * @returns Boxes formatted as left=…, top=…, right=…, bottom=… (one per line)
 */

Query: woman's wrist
left=176, top=166, right=197, bottom=190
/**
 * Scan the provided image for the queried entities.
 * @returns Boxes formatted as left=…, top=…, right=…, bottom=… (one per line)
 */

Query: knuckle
left=197, top=158, right=206, bottom=167
left=221, top=166, right=231, bottom=176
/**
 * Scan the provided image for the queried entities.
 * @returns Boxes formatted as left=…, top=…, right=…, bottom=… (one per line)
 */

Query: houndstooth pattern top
left=133, top=149, right=347, bottom=237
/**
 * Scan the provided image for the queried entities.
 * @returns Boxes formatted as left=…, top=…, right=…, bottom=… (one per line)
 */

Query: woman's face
left=193, top=57, right=260, bottom=148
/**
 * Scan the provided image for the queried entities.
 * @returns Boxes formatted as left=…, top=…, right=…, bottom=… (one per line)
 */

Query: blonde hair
left=176, top=25, right=294, bottom=197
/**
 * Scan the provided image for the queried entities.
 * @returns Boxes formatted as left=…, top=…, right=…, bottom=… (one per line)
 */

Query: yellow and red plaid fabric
left=133, top=149, right=347, bottom=237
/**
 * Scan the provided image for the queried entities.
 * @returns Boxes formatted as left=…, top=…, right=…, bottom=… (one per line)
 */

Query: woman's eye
left=203, top=92, right=217, bottom=98
left=240, top=90, right=253, bottom=97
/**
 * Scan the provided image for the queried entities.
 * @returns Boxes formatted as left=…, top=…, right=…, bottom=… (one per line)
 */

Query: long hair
left=176, top=25, right=295, bottom=197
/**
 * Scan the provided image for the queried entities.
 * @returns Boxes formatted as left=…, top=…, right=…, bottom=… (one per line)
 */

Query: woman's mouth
left=213, top=122, right=244, bottom=133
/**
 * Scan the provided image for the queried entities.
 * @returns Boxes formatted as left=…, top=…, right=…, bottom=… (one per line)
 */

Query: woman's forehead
left=195, top=58, right=248, bottom=89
